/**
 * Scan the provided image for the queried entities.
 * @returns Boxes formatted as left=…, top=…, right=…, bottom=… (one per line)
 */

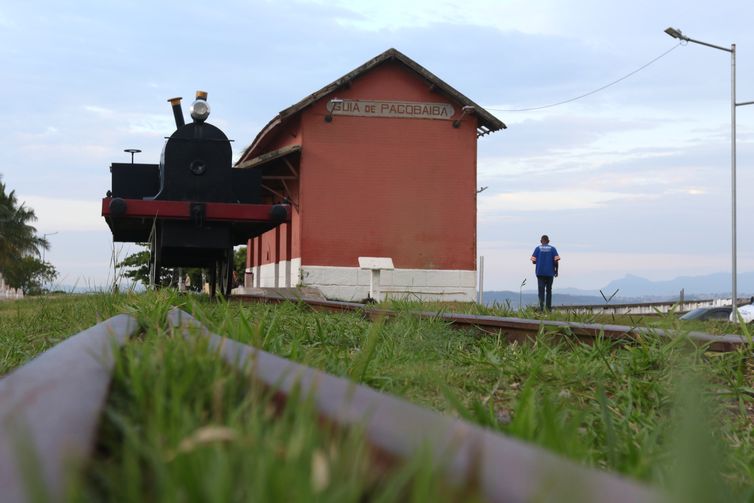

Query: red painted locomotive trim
left=101, top=198, right=290, bottom=222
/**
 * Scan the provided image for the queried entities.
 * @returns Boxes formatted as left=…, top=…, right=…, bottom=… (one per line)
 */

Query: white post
left=370, top=270, right=380, bottom=301
left=358, top=257, right=394, bottom=303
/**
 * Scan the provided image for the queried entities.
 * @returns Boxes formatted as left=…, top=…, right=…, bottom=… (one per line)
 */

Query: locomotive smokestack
left=168, top=97, right=185, bottom=129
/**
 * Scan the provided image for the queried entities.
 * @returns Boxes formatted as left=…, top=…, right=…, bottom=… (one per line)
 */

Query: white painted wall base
left=297, top=265, right=476, bottom=302
left=255, top=262, right=475, bottom=302
left=257, top=259, right=301, bottom=288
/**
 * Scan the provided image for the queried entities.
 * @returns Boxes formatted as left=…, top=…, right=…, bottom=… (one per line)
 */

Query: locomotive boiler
left=102, top=91, right=289, bottom=295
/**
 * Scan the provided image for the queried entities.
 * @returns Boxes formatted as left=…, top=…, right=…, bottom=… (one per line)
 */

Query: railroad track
left=232, top=293, right=748, bottom=353
left=0, top=308, right=661, bottom=503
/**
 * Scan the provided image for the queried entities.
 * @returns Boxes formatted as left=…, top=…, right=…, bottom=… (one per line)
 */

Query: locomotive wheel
left=208, top=248, right=233, bottom=297
left=218, top=247, right=234, bottom=297
left=210, top=248, right=233, bottom=297
left=208, top=265, right=217, bottom=297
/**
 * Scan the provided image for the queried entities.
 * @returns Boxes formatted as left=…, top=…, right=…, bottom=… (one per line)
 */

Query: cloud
left=41, top=230, right=141, bottom=289
left=297, top=0, right=466, bottom=30
left=127, top=114, right=175, bottom=135
left=0, top=12, right=12, bottom=28
left=86, top=105, right=175, bottom=135
left=84, top=105, right=115, bottom=116
left=480, top=190, right=649, bottom=213
left=21, top=196, right=107, bottom=232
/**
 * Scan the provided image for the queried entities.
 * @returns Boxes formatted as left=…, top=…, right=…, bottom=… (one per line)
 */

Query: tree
left=234, top=246, right=247, bottom=281
left=116, top=244, right=206, bottom=290
left=117, top=245, right=249, bottom=290
left=0, top=176, right=54, bottom=294
left=3, top=255, right=58, bottom=295
left=0, top=177, right=49, bottom=272
left=115, top=244, right=152, bottom=286
left=117, top=244, right=249, bottom=291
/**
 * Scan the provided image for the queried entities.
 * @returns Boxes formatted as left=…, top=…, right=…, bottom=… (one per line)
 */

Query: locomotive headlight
left=190, top=99, right=210, bottom=122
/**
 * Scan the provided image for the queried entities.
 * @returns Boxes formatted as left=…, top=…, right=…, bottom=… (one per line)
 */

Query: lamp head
left=325, top=98, right=344, bottom=122
left=453, top=105, right=477, bottom=128
left=190, top=98, right=210, bottom=123
left=664, top=27, right=685, bottom=40
left=326, top=98, right=344, bottom=112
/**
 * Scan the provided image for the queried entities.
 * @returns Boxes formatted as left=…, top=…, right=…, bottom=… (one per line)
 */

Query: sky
left=2, top=0, right=754, bottom=292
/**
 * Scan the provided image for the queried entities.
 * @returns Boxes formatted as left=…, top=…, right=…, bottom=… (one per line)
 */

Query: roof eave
left=237, top=48, right=506, bottom=164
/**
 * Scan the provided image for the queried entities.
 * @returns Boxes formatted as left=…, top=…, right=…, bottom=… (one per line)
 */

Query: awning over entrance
left=235, top=144, right=301, bottom=207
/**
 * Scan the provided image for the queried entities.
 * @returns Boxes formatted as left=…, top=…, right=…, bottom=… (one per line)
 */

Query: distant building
left=237, top=48, right=505, bottom=301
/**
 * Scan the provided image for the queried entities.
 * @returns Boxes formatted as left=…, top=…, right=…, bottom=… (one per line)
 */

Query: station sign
left=327, top=99, right=455, bottom=120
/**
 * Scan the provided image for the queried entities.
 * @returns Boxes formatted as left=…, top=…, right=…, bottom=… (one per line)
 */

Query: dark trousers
left=537, top=275, right=554, bottom=310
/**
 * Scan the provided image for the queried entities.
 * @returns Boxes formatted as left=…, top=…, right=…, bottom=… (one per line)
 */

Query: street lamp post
left=41, top=231, right=58, bottom=262
left=665, top=27, right=753, bottom=310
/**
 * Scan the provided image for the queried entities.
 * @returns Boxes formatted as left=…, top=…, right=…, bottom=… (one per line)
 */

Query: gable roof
left=238, top=48, right=506, bottom=163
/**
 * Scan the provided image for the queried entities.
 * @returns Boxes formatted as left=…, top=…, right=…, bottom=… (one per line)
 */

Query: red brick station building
left=236, top=48, right=505, bottom=302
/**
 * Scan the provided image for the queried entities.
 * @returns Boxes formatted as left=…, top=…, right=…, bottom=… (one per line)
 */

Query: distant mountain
left=557, top=287, right=601, bottom=297
left=603, top=272, right=754, bottom=298
left=482, top=291, right=606, bottom=308
left=483, top=271, right=754, bottom=307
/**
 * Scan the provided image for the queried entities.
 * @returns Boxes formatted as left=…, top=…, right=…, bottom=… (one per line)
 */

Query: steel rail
left=232, top=293, right=748, bottom=352
left=393, top=310, right=747, bottom=352
left=167, top=308, right=660, bottom=503
left=0, top=314, right=140, bottom=503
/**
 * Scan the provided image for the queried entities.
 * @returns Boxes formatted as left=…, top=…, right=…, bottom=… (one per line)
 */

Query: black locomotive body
left=103, top=91, right=289, bottom=295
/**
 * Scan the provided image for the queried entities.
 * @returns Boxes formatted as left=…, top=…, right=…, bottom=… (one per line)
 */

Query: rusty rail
left=232, top=293, right=748, bottom=352
left=168, top=307, right=660, bottom=503
left=0, top=314, right=140, bottom=503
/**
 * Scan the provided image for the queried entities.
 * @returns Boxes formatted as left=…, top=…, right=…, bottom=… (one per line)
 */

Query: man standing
left=530, top=235, right=560, bottom=311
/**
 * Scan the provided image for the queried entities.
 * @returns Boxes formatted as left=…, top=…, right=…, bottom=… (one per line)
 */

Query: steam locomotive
left=102, top=91, right=289, bottom=295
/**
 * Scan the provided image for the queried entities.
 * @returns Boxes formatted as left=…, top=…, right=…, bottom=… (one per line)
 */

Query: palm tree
left=0, top=176, right=49, bottom=275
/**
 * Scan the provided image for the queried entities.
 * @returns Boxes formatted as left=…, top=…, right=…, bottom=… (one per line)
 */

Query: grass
left=2, top=291, right=753, bottom=501
left=0, top=293, right=123, bottom=374
left=75, top=306, right=474, bottom=502
left=192, top=296, right=754, bottom=500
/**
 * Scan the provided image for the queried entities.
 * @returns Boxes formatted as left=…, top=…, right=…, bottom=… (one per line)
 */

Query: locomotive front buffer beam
left=102, top=197, right=290, bottom=296
left=101, top=197, right=290, bottom=246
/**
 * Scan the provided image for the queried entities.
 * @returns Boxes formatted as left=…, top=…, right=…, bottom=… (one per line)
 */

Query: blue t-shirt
left=532, top=244, right=559, bottom=277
